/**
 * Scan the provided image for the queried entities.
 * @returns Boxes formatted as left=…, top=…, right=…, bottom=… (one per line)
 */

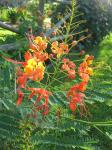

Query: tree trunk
left=0, top=39, right=28, bottom=51
left=0, top=21, right=20, bottom=34
left=37, top=0, right=45, bottom=34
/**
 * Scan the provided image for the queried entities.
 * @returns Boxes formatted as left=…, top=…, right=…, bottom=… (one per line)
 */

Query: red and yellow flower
left=51, top=41, right=69, bottom=58
left=2, top=31, right=94, bottom=117
left=67, top=81, right=87, bottom=112
left=62, top=58, right=76, bottom=79
left=33, top=36, right=47, bottom=52
left=28, top=88, right=51, bottom=116
left=78, top=55, right=94, bottom=82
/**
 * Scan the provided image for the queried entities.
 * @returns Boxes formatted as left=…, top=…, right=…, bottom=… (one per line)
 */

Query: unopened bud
left=72, top=41, right=77, bottom=47
left=52, top=31, right=57, bottom=36
left=80, top=50, right=85, bottom=56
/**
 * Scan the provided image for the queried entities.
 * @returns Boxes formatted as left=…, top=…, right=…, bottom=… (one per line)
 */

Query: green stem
left=59, top=114, right=112, bottom=126
left=65, top=0, right=76, bottom=43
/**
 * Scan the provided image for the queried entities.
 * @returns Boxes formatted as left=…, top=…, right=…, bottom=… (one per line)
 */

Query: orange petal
left=69, top=102, right=77, bottom=112
left=16, top=90, right=24, bottom=106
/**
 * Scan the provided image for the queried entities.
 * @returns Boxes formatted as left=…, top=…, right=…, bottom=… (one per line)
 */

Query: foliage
left=8, top=8, right=19, bottom=24
left=51, top=0, right=112, bottom=50
left=0, top=59, right=112, bottom=149
left=0, top=6, right=9, bottom=21
left=77, top=0, right=112, bottom=48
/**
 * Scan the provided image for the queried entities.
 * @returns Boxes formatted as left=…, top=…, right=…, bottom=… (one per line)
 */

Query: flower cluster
left=78, top=55, right=94, bottom=82
left=3, top=31, right=94, bottom=117
left=67, top=55, right=94, bottom=112
left=67, top=81, right=86, bottom=112
left=51, top=41, right=69, bottom=58
left=62, top=58, right=76, bottom=79
left=17, top=36, right=51, bottom=115
left=28, top=88, right=51, bottom=116
left=4, top=35, right=50, bottom=116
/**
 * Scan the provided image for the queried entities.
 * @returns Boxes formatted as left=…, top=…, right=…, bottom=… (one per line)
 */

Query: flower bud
left=80, top=50, right=85, bottom=56
left=72, top=41, right=77, bottom=47
left=52, top=31, right=57, bottom=36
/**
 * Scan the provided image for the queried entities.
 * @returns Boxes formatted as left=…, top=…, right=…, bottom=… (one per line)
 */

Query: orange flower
left=28, top=88, right=51, bottom=103
left=51, top=41, right=58, bottom=52
left=24, top=57, right=45, bottom=81
left=34, top=51, right=48, bottom=62
left=84, top=55, right=94, bottom=65
left=69, top=100, right=77, bottom=112
left=68, top=61, right=76, bottom=69
left=24, top=51, right=32, bottom=61
left=16, top=90, right=24, bottom=106
left=78, top=81, right=87, bottom=92
left=16, top=74, right=27, bottom=89
left=59, top=43, right=69, bottom=53
left=67, top=82, right=86, bottom=112
left=29, top=43, right=37, bottom=51
left=86, top=67, right=93, bottom=75
left=34, top=36, right=47, bottom=51
left=62, top=58, right=76, bottom=70
left=78, top=61, right=89, bottom=82
left=29, top=67, right=44, bottom=81
left=78, top=55, right=94, bottom=82
left=69, top=93, right=85, bottom=112
left=62, top=63, right=70, bottom=71
left=29, top=36, right=48, bottom=52
left=68, top=70, right=76, bottom=79
left=62, top=58, right=69, bottom=63
left=28, top=88, right=51, bottom=116
left=2, top=30, right=94, bottom=117
left=78, top=61, right=88, bottom=74
left=51, top=42, right=69, bottom=58
left=80, top=73, right=90, bottom=82
left=67, top=81, right=87, bottom=98
left=62, top=58, right=76, bottom=79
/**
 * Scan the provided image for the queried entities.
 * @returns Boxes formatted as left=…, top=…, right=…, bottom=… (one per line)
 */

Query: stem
left=65, top=0, right=76, bottom=43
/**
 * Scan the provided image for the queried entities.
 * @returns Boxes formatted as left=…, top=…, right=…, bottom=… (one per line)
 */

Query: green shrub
left=8, top=8, right=19, bottom=24
left=78, top=0, right=112, bottom=48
